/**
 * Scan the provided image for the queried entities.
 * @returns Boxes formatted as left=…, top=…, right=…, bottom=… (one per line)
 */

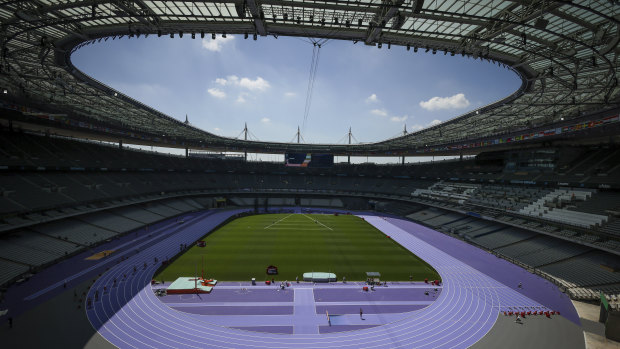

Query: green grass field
left=155, top=213, right=440, bottom=282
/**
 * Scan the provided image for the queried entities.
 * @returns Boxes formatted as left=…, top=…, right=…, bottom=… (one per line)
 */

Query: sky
left=72, top=34, right=519, bottom=162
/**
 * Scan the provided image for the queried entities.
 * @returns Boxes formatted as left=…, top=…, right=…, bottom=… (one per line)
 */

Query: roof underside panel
left=0, top=0, right=617, bottom=154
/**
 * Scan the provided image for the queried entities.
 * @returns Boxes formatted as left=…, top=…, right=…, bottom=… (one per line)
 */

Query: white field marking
left=266, top=227, right=327, bottom=231
left=263, top=214, right=293, bottom=229
left=301, top=213, right=333, bottom=230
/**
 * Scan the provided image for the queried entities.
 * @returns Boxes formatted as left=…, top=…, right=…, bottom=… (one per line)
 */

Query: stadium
left=0, top=0, right=620, bottom=348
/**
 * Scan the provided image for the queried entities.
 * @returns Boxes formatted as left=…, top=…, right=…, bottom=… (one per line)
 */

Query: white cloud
left=419, top=93, right=470, bottom=111
left=238, top=77, right=270, bottom=91
left=370, top=109, right=388, bottom=117
left=284, top=92, right=296, bottom=97
left=236, top=93, right=248, bottom=103
left=207, top=88, right=226, bottom=99
left=429, top=119, right=442, bottom=126
left=214, top=127, right=220, bottom=131
left=366, top=94, right=379, bottom=103
left=212, top=75, right=269, bottom=92
left=261, top=117, right=271, bottom=123
left=201, top=35, right=235, bottom=52
left=390, top=115, right=408, bottom=122
left=214, top=75, right=239, bottom=86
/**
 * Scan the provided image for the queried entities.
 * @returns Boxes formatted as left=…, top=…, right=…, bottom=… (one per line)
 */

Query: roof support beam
left=245, top=0, right=267, bottom=36
left=365, top=0, right=405, bottom=45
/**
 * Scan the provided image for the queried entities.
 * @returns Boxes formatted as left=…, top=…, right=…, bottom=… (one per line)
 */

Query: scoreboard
left=285, top=153, right=334, bottom=168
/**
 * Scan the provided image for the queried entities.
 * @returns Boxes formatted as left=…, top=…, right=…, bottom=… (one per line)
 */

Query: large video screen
left=285, top=153, right=334, bottom=168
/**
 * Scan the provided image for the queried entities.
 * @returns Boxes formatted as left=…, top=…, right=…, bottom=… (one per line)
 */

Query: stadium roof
left=0, top=0, right=618, bottom=155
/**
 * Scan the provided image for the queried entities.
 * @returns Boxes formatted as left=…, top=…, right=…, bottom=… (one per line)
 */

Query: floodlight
left=157, top=30, right=161, bottom=37
left=253, top=33, right=257, bottom=40
left=406, top=44, right=410, bottom=51
left=191, top=32, right=195, bottom=39
left=179, top=31, right=183, bottom=38
left=244, top=32, right=248, bottom=39
left=222, top=33, right=226, bottom=38
left=201, top=31, right=204, bottom=38
left=378, top=43, right=382, bottom=49
left=170, top=33, right=174, bottom=38
left=212, top=33, right=216, bottom=40
left=388, top=42, right=391, bottom=49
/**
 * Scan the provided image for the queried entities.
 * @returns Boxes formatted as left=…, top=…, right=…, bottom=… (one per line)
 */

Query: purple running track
left=85, top=212, right=575, bottom=348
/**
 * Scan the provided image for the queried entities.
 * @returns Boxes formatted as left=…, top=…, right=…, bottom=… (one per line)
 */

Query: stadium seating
left=1, top=130, right=620, bottom=301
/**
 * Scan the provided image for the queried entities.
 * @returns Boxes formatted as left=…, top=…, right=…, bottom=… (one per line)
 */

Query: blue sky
left=73, top=34, right=519, bottom=148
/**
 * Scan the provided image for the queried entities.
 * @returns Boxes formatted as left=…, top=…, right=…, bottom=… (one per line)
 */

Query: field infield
left=155, top=213, right=440, bottom=282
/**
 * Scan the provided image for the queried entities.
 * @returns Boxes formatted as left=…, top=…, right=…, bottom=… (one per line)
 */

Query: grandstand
left=0, top=1, right=619, bottom=348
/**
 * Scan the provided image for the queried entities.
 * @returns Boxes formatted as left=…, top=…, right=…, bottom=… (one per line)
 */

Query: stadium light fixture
left=244, top=32, right=248, bottom=39
left=191, top=32, right=195, bottom=39
left=253, top=33, right=257, bottom=40
left=114, top=92, right=118, bottom=97
left=406, top=44, right=410, bottom=51
left=432, top=48, right=436, bottom=54
left=222, top=33, right=227, bottom=38
left=414, top=46, right=418, bottom=52
left=388, top=42, right=391, bottom=49
left=179, top=31, right=183, bottom=38
left=170, top=33, right=173, bottom=38
left=201, top=31, right=205, bottom=38
left=425, top=46, right=430, bottom=52
left=2, top=89, right=7, bottom=94
left=378, top=42, right=382, bottom=49
left=157, top=30, right=161, bottom=37
left=212, top=33, right=216, bottom=40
